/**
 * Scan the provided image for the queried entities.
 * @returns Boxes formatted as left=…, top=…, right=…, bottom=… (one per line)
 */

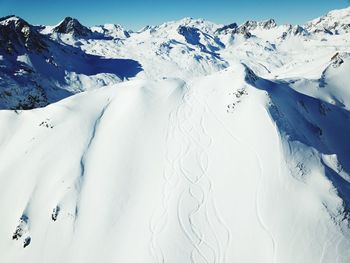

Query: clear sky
left=0, top=0, right=349, bottom=30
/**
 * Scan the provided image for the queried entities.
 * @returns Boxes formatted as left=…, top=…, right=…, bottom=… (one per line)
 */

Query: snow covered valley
left=1, top=7, right=350, bottom=263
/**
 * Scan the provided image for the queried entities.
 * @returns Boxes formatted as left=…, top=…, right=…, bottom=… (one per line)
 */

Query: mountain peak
left=0, top=15, right=19, bottom=21
left=215, top=23, right=238, bottom=34
left=53, top=17, right=91, bottom=36
left=240, top=19, right=277, bottom=31
left=0, top=15, right=29, bottom=27
left=91, top=23, right=130, bottom=39
left=216, top=19, right=276, bottom=38
left=0, top=15, right=47, bottom=54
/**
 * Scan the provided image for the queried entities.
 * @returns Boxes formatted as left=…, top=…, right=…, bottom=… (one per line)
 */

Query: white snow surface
left=1, top=7, right=350, bottom=263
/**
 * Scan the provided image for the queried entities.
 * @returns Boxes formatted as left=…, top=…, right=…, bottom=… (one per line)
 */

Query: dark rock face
left=53, top=17, right=91, bottom=37
left=215, top=23, right=238, bottom=34
left=291, top=25, right=309, bottom=36
left=23, top=237, right=31, bottom=248
left=0, top=15, right=47, bottom=54
left=12, top=225, right=24, bottom=240
left=12, top=215, right=29, bottom=241
left=330, top=52, right=349, bottom=68
left=51, top=205, right=60, bottom=221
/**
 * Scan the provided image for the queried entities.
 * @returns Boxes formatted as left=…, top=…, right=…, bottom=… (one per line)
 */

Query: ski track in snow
left=150, top=82, right=232, bottom=263
left=177, top=83, right=230, bottom=263
left=149, top=84, right=185, bottom=263
left=2, top=9, right=350, bottom=263
left=178, top=87, right=217, bottom=263
left=199, top=91, right=277, bottom=262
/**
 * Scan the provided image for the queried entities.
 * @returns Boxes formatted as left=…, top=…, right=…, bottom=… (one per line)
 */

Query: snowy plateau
left=1, top=6, right=350, bottom=263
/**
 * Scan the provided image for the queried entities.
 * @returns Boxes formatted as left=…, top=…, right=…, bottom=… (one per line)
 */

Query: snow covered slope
left=0, top=62, right=349, bottom=263
left=1, top=6, right=350, bottom=263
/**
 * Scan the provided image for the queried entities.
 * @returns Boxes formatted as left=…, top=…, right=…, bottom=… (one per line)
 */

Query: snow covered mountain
left=0, top=16, right=141, bottom=109
left=91, top=24, right=130, bottom=39
left=0, top=6, right=350, bottom=263
left=52, top=17, right=92, bottom=37
left=305, top=7, right=350, bottom=34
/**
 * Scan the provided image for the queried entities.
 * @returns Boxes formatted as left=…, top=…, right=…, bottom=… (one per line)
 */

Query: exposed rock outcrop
left=0, top=15, right=47, bottom=54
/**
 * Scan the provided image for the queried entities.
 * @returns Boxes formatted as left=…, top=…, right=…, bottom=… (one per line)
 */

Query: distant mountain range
left=0, top=7, right=349, bottom=109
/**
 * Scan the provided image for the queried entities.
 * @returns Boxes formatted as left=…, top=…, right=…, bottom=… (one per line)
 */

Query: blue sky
left=0, top=0, right=349, bottom=30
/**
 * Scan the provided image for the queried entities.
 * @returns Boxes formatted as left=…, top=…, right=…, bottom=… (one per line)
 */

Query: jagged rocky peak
left=215, top=18, right=277, bottom=38
left=0, top=15, right=47, bottom=54
left=53, top=17, right=91, bottom=36
left=239, top=18, right=277, bottom=31
left=290, top=25, right=308, bottom=35
left=262, top=18, right=277, bottom=29
left=215, top=23, right=238, bottom=34
left=280, top=24, right=309, bottom=39
left=217, top=18, right=277, bottom=35
left=215, top=22, right=250, bottom=38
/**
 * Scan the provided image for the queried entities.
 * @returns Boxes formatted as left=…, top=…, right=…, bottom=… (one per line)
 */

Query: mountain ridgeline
left=0, top=8, right=349, bottom=109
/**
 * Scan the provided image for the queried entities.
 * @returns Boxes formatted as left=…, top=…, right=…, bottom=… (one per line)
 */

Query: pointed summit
left=0, top=15, right=47, bottom=54
left=53, top=17, right=91, bottom=37
left=262, top=19, right=277, bottom=29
